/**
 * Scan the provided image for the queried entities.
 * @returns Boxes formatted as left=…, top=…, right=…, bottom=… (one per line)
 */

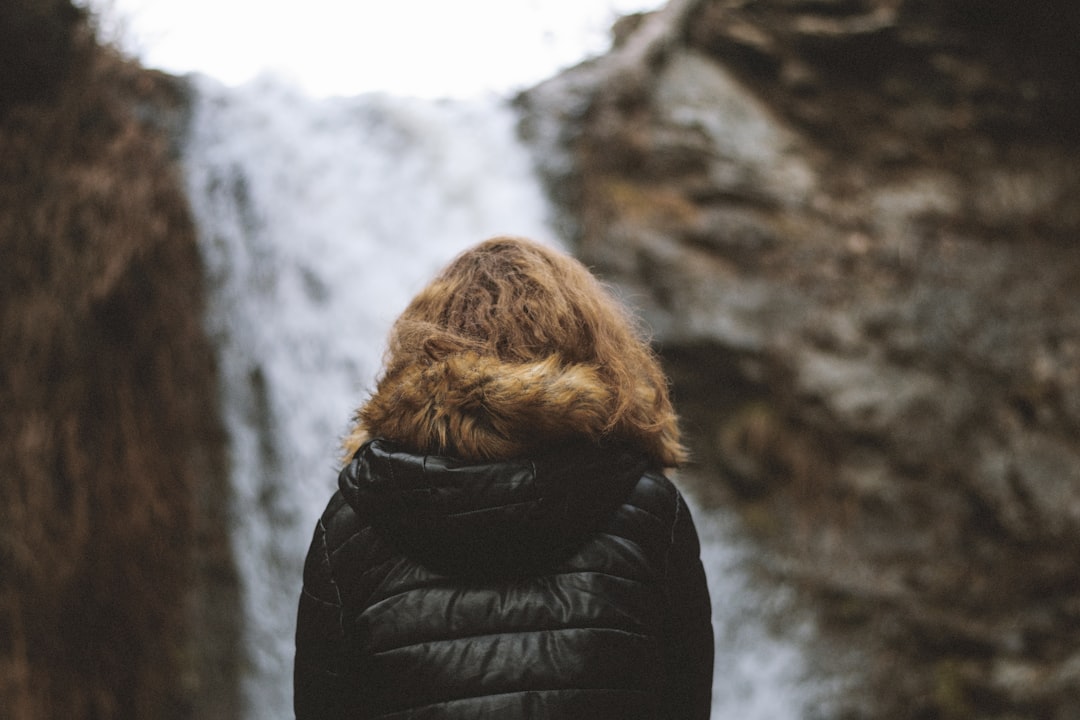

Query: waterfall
left=181, top=73, right=811, bottom=719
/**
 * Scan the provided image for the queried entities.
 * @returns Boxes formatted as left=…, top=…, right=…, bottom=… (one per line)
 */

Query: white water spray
left=181, top=73, right=811, bottom=719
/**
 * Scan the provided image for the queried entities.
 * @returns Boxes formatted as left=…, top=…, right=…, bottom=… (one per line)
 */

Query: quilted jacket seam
left=363, top=568, right=648, bottom=611
left=378, top=685, right=653, bottom=717
left=317, top=517, right=347, bottom=645
left=370, top=624, right=652, bottom=657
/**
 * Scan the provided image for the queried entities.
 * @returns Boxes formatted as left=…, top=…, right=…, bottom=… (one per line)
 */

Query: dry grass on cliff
left=0, top=6, right=226, bottom=719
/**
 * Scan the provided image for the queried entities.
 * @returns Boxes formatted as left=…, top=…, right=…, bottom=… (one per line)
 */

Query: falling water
left=181, top=73, right=812, bottom=720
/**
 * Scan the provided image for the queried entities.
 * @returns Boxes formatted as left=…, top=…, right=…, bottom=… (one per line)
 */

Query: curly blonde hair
left=343, top=236, right=685, bottom=467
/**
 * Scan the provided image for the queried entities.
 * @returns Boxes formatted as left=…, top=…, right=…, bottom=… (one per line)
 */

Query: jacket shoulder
left=622, top=469, right=683, bottom=524
left=590, top=469, right=689, bottom=575
left=317, top=490, right=369, bottom=551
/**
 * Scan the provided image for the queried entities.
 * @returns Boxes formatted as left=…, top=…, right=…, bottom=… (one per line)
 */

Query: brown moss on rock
left=0, top=3, right=235, bottom=719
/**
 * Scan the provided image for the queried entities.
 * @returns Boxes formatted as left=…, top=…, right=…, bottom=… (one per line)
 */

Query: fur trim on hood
left=343, top=353, right=618, bottom=462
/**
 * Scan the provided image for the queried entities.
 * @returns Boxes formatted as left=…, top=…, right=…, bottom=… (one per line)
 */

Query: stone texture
left=518, top=0, right=1080, bottom=716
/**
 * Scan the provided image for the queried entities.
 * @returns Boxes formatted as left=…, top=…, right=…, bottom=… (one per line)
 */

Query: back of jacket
left=294, top=439, right=713, bottom=719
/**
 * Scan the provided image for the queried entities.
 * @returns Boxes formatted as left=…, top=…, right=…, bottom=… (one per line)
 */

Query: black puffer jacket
left=294, top=438, right=713, bottom=719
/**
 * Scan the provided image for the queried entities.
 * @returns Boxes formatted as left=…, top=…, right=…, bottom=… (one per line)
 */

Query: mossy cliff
left=519, top=0, right=1080, bottom=717
left=0, top=2, right=237, bottom=718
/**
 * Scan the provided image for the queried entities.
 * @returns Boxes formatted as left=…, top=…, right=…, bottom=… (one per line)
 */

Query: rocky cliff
left=7, top=0, right=1080, bottom=717
left=519, top=0, right=1080, bottom=717
left=0, top=3, right=237, bottom=718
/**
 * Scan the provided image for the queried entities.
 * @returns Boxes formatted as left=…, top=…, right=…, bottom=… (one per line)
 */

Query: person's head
left=343, top=236, right=685, bottom=467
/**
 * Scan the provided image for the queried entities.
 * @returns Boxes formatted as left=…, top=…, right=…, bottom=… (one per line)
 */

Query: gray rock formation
left=518, top=0, right=1080, bottom=717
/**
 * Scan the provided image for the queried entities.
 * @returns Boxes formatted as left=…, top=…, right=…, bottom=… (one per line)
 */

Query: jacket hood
left=344, top=353, right=632, bottom=463
left=339, top=438, right=650, bottom=576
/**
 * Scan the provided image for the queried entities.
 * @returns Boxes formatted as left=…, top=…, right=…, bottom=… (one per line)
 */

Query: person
left=294, top=236, right=714, bottom=719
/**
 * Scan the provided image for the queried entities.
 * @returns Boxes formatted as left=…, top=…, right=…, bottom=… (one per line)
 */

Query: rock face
left=519, top=0, right=1080, bottom=717
left=0, top=4, right=238, bottom=718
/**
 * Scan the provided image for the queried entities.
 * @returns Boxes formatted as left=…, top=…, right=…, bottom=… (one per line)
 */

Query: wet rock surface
left=519, top=0, right=1080, bottom=716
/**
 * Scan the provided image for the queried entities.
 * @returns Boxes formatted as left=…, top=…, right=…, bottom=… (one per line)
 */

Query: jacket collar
left=339, top=438, right=649, bottom=576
